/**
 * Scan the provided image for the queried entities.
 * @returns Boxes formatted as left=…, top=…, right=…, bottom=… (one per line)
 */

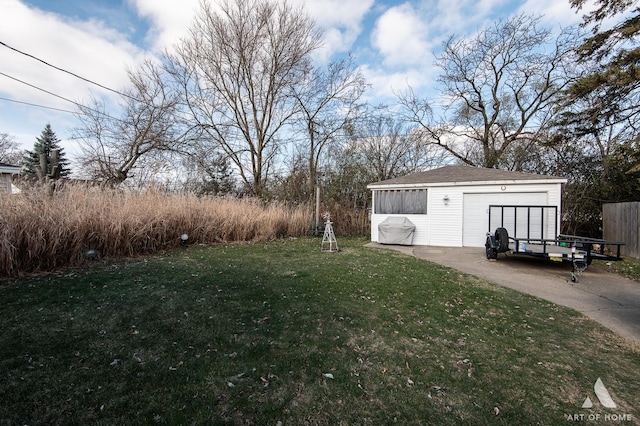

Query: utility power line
left=0, top=71, right=123, bottom=122
left=0, top=71, right=84, bottom=109
left=0, top=96, right=76, bottom=114
left=0, top=41, right=185, bottom=126
left=0, top=39, right=138, bottom=102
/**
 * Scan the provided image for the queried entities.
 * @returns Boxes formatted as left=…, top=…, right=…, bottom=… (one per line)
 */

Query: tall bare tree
left=74, top=59, right=189, bottom=187
left=291, top=56, right=368, bottom=196
left=168, top=0, right=322, bottom=196
left=399, top=14, right=579, bottom=169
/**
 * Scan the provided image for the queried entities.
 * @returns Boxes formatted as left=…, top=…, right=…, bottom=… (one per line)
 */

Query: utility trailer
left=484, top=205, right=624, bottom=282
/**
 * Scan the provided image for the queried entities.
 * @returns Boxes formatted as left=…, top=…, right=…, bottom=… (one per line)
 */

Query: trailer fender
left=485, top=234, right=498, bottom=259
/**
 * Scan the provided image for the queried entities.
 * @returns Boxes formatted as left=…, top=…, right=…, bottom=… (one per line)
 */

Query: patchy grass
left=1, top=237, right=639, bottom=425
left=595, top=255, right=640, bottom=283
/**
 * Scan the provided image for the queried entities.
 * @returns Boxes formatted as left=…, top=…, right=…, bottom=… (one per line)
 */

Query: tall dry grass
left=322, top=201, right=369, bottom=236
left=0, top=187, right=313, bottom=277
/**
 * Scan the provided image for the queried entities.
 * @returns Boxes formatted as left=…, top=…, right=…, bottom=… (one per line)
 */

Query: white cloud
left=360, top=64, right=437, bottom=104
left=129, top=0, right=373, bottom=61
left=0, top=1, right=143, bottom=105
left=517, top=0, right=584, bottom=26
left=371, top=3, right=433, bottom=67
left=128, top=0, right=201, bottom=52
left=290, top=0, right=374, bottom=28
left=425, top=1, right=468, bottom=35
left=0, top=0, right=146, bottom=150
left=281, top=0, right=375, bottom=61
left=474, top=0, right=512, bottom=17
left=365, top=0, right=533, bottom=108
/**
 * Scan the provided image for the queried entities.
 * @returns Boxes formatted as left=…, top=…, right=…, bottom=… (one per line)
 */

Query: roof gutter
left=367, top=178, right=568, bottom=190
left=0, top=165, right=21, bottom=174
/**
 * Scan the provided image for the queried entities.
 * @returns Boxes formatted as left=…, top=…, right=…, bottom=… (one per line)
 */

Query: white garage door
left=462, top=192, right=548, bottom=247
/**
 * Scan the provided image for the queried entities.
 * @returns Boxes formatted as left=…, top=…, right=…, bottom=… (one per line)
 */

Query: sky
left=0, top=0, right=589, bottom=165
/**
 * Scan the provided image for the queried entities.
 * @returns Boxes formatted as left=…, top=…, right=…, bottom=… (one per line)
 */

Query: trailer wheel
left=485, top=236, right=497, bottom=259
left=495, top=227, right=509, bottom=253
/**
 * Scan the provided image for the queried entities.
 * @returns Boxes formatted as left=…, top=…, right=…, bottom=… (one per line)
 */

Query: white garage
left=368, top=165, right=567, bottom=247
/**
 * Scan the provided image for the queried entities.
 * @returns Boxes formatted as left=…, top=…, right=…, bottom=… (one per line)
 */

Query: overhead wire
left=0, top=70, right=123, bottom=122
left=1, top=71, right=85, bottom=110
left=0, top=39, right=140, bottom=102
left=0, top=96, right=77, bottom=114
left=0, top=41, right=198, bottom=128
left=0, top=39, right=148, bottom=124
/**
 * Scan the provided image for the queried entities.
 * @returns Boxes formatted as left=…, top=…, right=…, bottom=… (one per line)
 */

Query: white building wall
left=427, top=187, right=463, bottom=246
left=370, top=213, right=430, bottom=245
left=370, top=181, right=564, bottom=247
left=370, top=189, right=430, bottom=244
left=549, top=182, right=563, bottom=230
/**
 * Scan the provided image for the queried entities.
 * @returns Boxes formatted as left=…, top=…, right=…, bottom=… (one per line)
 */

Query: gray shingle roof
left=368, top=165, right=566, bottom=187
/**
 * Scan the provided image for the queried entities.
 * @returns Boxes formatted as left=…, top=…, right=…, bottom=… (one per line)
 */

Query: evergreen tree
left=22, top=124, right=71, bottom=177
left=554, top=1, right=640, bottom=237
left=567, top=0, right=640, bottom=130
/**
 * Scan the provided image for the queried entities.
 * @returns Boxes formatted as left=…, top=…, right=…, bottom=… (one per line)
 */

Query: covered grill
left=377, top=216, right=415, bottom=245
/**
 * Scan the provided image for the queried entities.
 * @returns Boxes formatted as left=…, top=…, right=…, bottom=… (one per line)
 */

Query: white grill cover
left=378, top=217, right=416, bottom=245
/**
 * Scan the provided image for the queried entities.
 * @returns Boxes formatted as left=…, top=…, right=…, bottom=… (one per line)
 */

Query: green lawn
left=1, top=237, right=639, bottom=425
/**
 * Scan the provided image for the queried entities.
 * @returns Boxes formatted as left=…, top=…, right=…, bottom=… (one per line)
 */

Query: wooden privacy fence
left=603, top=202, right=640, bottom=259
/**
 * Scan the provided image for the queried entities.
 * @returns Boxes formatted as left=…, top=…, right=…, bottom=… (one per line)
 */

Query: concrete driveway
left=367, top=243, right=640, bottom=344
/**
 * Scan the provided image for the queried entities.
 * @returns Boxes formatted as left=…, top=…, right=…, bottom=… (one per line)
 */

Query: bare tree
left=74, top=59, right=189, bottom=187
left=347, top=106, right=446, bottom=182
left=167, top=0, right=322, bottom=196
left=0, top=132, right=22, bottom=165
left=291, top=55, right=368, bottom=195
left=399, top=14, right=579, bottom=169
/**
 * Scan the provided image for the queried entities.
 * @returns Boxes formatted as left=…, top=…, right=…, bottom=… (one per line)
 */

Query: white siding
left=427, top=187, right=463, bottom=246
left=370, top=181, right=563, bottom=248
left=370, top=189, right=429, bottom=244
left=371, top=214, right=430, bottom=245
